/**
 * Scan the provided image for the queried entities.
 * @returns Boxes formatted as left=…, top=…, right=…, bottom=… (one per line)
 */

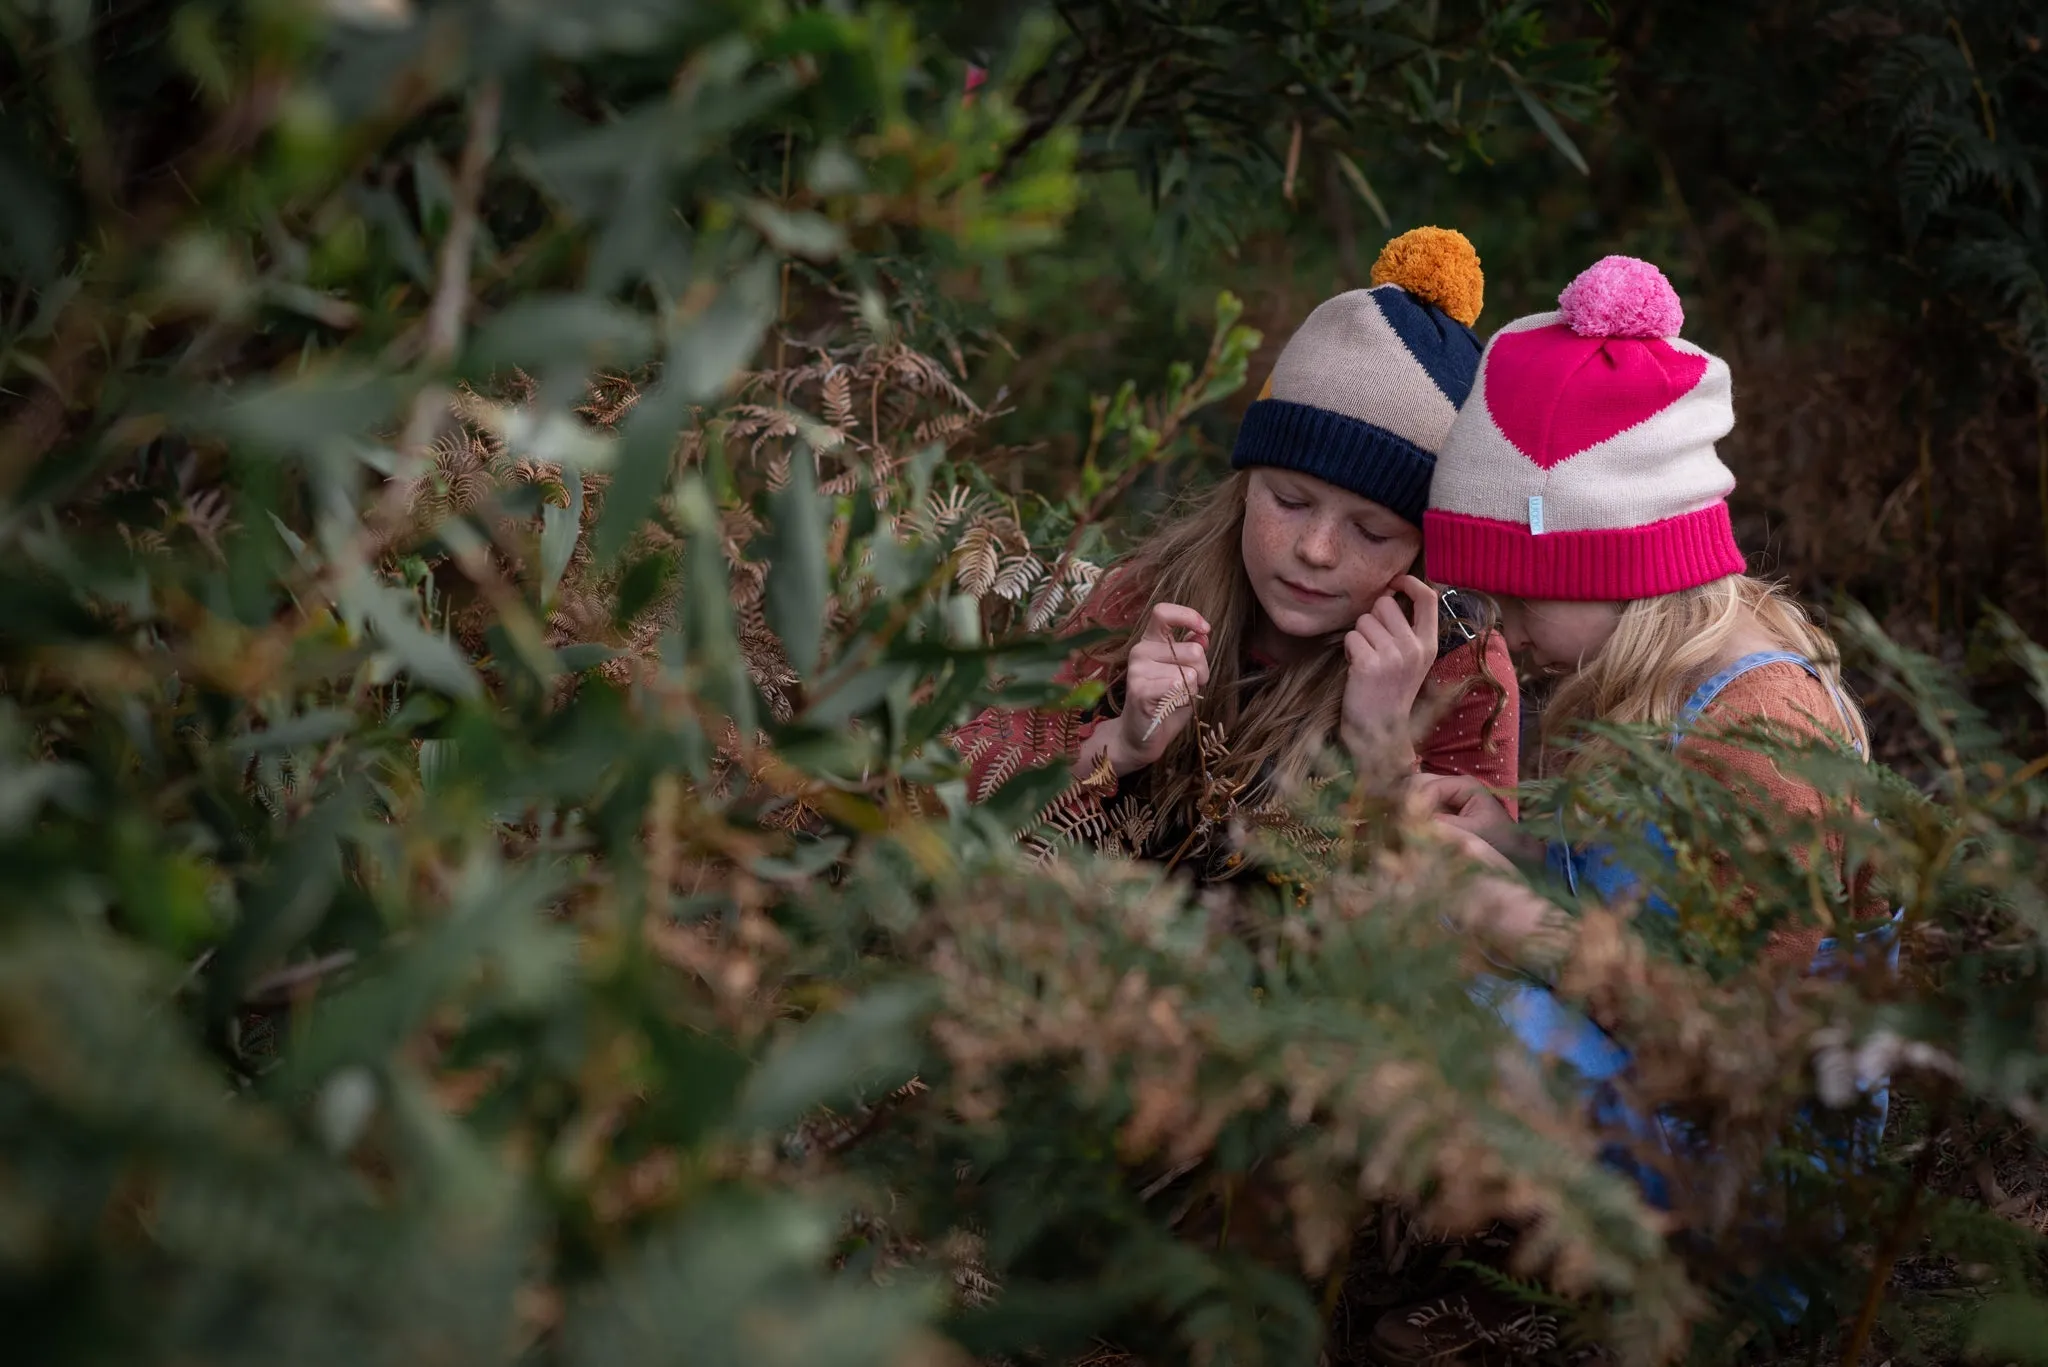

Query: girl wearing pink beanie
left=1415, top=254, right=1882, bottom=936
left=1364, top=258, right=1898, bottom=1363
left=1351, top=254, right=1892, bottom=1360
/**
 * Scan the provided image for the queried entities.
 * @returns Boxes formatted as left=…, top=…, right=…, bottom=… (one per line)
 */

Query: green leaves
left=539, top=467, right=585, bottom=608
left=1496, top=58, right=1590, bottom=175
left=594, top=259, right=780, bottom=564
left=465, top=296, right=660, bottom=375
left=1333, top=150, right=1393, bottom=230
left=337, top=567, right=482, bottom=700
left=565, top=1192, right=939, bottom=1367
left=1966, top=1292, right=2048, bottom=1363
left=23, top=5, right=2048, bottom=1367
left=594, top=364, right=694, bottom=565
left=736, top=985, right=933, bottom=1133
left=763, top=447, right=830, bottom=678
left=676, top=474, right=755, bottom=731
left=671, top=256, right=781, bottom=401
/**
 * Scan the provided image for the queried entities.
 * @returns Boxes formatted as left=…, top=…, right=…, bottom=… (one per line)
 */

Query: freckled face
left=1494, top=597, right=1627, bottom=673
left=1239, top=469, right=1420, bottom=641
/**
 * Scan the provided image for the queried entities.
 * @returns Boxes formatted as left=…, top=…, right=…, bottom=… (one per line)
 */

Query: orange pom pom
left=1369, top=227, right=1484, bottom=327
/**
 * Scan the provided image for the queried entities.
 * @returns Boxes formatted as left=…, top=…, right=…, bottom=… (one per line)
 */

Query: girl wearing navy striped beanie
left=954, top=228, right=1520, bottom=880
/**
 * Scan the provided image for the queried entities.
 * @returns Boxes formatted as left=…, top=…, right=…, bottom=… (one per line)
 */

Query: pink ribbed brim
left=1423, top=503, right=1746, bottom=600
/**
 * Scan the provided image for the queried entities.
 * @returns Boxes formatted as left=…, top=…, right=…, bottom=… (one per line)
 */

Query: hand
left=1431, top=815, right=1515, bottom=871
left=1101, top=602, right=1211, bottom=775
left=1339, top=575, right=1438, bottom=774
left=1409, top=773, right=1534, bottom=861
left=1424, top=821, right=1567, bottom=963
left=1410, top=773, right=1511, bottom=833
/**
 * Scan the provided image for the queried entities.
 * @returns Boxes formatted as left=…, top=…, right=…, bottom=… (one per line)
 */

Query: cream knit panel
left=1267, top=286, right=1459, bottom=452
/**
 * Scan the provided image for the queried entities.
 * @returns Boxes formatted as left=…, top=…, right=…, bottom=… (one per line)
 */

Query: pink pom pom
left=1557, top=256, right=1685, bottom=339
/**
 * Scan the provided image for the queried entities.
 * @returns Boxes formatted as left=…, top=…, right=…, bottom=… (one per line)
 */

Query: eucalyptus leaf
left=762, top=446, right=829, bottom=678
left=670, top=256, right=779, bottom=401
left=734, top=985, right=933, bottom=1133
left=803, top=662, right=915, bottom=729
left=539, top=467, right=585, bottom=607
left=1497, top=59, right=1590, bottom=175
left=593, top=369, right=692, bottom=564
left=466, top=296, right=659, bottom=373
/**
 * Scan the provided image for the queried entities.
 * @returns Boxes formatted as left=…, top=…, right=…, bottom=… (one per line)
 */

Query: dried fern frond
left=991, top=553, right=1039, bottom=602
left=972, top=744, right=1026, bottom=804
left=954, top=523, right=1001, bottom=598
left=881, top=344, right=981, bottom=414
left=1142, top=680, right=1197, bottom=744
left=580, top=371, right=643, bottom=427
left=913, top=412, right=978, bottom=449
left=1038, top=793, right=1110, bottom=848
left=1024, top=575, right=1068, bottom=631
left=822, top=366, right=857, bottom=435
left=921, top=486, right=986, bottom=534
left=727, top=403, right=802, bottom=455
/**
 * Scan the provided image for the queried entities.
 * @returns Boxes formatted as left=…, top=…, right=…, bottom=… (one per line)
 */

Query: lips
left=1278, top=577, right=1338, bottom=602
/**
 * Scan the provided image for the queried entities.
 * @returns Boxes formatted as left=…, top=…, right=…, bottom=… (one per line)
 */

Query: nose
left=1297, top=514, right=1341, bottom=569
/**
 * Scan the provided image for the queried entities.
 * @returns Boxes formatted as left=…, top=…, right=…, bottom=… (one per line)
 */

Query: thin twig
left=1138, top=1157, right=1203, bottom=1201
left=823, top=1084, right=926, bottom=1156
left=244, top=950, right=360, bottom=1006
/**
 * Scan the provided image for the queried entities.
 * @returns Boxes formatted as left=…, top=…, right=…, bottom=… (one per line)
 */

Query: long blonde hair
left=1539, top=575, right=1869, bottom=775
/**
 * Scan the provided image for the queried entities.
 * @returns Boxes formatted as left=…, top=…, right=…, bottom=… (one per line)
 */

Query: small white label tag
left=1527, top=495, right=1546, bottom=535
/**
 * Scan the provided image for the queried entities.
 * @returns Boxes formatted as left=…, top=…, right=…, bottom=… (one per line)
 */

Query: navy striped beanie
left=1231, top=227, right=1485, bottom=526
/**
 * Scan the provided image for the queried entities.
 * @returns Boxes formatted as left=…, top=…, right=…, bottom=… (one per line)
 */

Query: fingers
left=1350, top=611, right=1398, bottom=656
left=1434, top=817, right=1514, bottom=871
left=1142, top=602, right=1211, bottom=645
left=1343, top=628, right=1374, bottom=672
left=1131, top=660, right=1211, bottom=698
left=1130, top=638, right=1209, bottom=671
left=1410, top=772, right=1482, bottom=809
left=1392, top=574, right=1440, bottom=638
left=1370, top=593, right=1411, bottom=641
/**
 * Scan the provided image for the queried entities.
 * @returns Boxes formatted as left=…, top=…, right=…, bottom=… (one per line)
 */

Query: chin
left=1255, top=590, right=1347, bottom=641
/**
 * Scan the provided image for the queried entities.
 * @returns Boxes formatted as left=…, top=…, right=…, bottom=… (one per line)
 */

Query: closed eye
left=1353, top=523, right=1392, bottom=544
left=1272, top=493, right=1310, bottom=511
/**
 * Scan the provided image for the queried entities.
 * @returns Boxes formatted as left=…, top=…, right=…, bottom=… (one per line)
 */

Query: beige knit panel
left=1266, top=286, right=1458, bottom=452
left=1430, top=333, right=1736, bottom=532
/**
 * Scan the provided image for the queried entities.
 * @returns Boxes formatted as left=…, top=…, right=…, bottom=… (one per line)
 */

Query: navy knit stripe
left=1229, top=399, right=1436, bottom=526
left=1370, top=285, right=1482, bottom=407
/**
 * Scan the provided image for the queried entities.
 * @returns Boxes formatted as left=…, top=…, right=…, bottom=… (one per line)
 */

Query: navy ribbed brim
left=1229, top=399, right=1437, bottom=526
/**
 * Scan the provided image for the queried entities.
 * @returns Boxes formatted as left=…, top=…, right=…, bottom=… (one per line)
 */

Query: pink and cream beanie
left=1423, top=255, right=1746, bottom=601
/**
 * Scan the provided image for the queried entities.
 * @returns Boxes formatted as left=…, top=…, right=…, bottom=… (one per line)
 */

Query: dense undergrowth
left=4, top=4, right=2048, bottom=1366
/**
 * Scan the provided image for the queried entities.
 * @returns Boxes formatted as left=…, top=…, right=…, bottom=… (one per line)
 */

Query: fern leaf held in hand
left=1141, top=679, right=1196, bottom=743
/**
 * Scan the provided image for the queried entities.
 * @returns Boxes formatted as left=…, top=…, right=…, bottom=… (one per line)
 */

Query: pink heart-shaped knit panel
left=1483, top=323, right=1709, bottom=470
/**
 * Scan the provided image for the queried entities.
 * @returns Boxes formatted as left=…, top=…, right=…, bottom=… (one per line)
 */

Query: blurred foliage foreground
left=4, top=4, right=2048, bottom=1367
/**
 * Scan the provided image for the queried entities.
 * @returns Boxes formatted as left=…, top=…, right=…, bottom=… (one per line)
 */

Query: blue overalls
left=1475, top=652, right=1901, bottom=1215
